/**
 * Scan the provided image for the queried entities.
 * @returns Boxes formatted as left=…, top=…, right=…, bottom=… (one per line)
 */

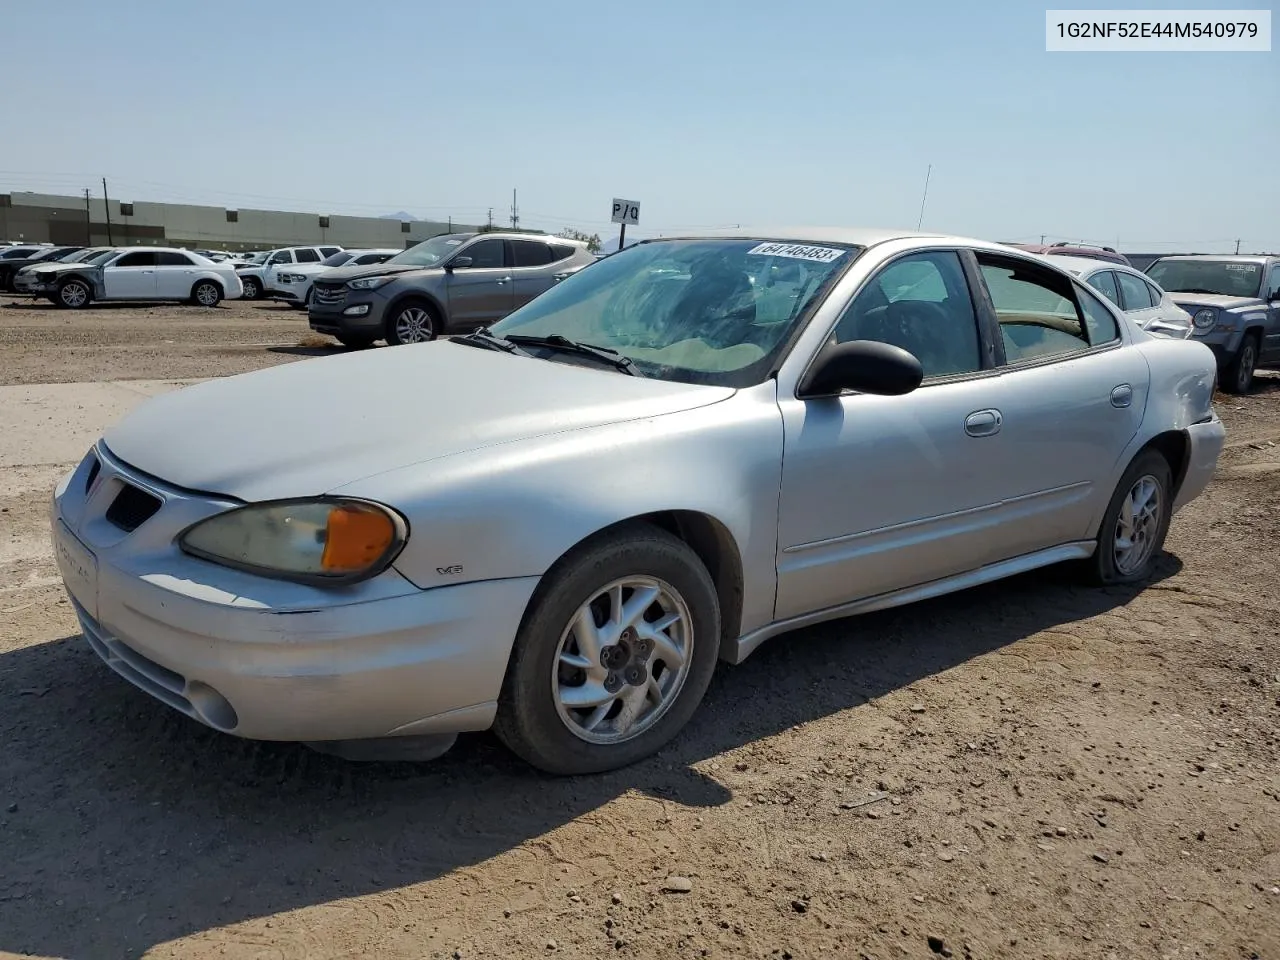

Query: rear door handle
left=1111, top=384, right=1133, bottom=408
left=964, top=408, right=1002, bottom=438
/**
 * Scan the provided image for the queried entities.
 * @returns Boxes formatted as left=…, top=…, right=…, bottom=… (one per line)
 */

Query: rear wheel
left=1221, top=332, right=1259, bottom=394
left=386, top=300, right=439, bottom=345
left=1088, top=449, right=1173, bottom=585
left=191, top=280, right=222, bottom=307
left=56, top=279, right=91, bottom=309
left=494, top=524, right=721, bottom=775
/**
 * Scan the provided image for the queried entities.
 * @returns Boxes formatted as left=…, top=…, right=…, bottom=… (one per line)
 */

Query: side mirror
left=447, top=256, right=473, bottom=271
left=797, top=340, right=924, bottom=398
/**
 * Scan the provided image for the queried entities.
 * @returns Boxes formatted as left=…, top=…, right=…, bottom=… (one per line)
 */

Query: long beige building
left=0, top=190, right=481, bottom=252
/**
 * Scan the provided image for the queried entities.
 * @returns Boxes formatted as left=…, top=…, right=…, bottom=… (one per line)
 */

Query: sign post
left=610, top=198, right=640, bottom=252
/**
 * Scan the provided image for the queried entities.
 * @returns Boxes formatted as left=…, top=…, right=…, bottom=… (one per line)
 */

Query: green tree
left=557, top=227, right=602, bottom=253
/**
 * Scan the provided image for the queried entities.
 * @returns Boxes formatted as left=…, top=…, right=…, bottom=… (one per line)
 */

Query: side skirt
left=724, top=541, right=1097, bottom=665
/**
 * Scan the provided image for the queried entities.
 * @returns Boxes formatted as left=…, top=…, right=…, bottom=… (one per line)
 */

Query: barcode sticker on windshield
left=1223, top=263, right=1255, bottom=272
left=747, top=242, right=846, bottom=263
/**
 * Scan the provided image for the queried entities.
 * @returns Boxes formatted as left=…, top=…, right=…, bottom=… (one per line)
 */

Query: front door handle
left=1111, top=384, right=1133, bottom=408
left=964, top=408, right=1002, bottom=438
left=495, top=277, right=510, bottom=284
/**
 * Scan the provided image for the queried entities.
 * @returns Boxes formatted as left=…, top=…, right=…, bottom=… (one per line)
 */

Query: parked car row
left=11, top=246, right=243, bottom=307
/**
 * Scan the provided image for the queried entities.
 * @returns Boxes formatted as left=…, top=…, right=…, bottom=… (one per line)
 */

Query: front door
left=775, top=249, right=1009, bottom=621
left=1264, top=262, right=1280, bottom=363
left=103, top=251, right=158, bottom=299
left=445, top=237, right=515, bottom=328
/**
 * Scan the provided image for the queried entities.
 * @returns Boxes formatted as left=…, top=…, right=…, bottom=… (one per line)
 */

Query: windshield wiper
left=505, top=334, right=643, bottom=376
left=453, top=326, right=532, bottom=356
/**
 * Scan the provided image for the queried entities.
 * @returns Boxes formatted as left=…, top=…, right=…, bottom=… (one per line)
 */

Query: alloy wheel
left=1113, top=474, right=1163, bottom=575
left=551, top=576, right=694, bottom=745
left=394, top=306, right=435, bottom=343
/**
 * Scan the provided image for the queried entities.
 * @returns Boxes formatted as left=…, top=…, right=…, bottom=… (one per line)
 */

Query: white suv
left=268, top=248, right=400, bottom=309
left=236, top=245, right=343, bottom=300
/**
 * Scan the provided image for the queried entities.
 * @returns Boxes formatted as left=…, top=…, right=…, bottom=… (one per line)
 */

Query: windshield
left=1146, top=259, right=1264, bottom=298
left=387, top=235, right=470, bottom=267
left=487, top=238, right=861, bottom=386
left=321, top=251, right=353, bottom=267
left=81, top=248, right=118, bottom=265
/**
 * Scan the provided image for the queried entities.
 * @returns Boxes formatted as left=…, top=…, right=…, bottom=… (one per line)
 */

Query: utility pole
left=1235, top=238, right=1241, bottom=254
left=1040, top=234, right=1046, bottom=244
left=83, top=188, right=92, bottom=244
left=101, top=178, right=114, bottom=245
left=915, top=163, right=931, bottom=231
left=510, top=188, right=519, bottom=230
left=447, top=216, right=452, bottom=234
left=487, top=207, right=494, bottom=230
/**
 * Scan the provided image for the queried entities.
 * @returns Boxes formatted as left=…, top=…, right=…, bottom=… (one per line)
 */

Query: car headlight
left=178, top=498, right=407, bottom=585
left=1192, top=309, right=1216, bottom=330
left=347, top=275, right=395, bottom=290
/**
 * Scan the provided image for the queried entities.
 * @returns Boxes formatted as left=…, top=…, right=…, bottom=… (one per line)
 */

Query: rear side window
left=1077, top=285, right=1120, bottom=344
left=549, top=243, right=578, bottom=261
left=114, top=252, right=158, bottom=267
left=156, top=251, right=194, bottom=266
left=1086, top=270, right=1120, bottom=306
left=511, top=240, right=553, bottom=267
left=1143, top=279, right=1165, bottom=304
left=979, top=257, right=1089, bottom=363
left=1116, top=271, right=1155, bottom=310
left=294, top=249, right=321, bottom=264
left=354, top=253, right=392, bottom=265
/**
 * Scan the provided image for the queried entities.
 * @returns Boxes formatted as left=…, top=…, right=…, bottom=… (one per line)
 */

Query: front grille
left=312, top=283, right=346, bottom=306
left=105, top=483, right=162, bottom=532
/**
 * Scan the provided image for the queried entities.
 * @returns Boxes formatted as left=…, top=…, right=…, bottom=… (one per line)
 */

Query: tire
left=0, top=268, right=12, bottom=293
left=1088, top=449, right=1173, bottom=586
left=191, top=280, right=222, bottom=308
left=1221, top=332, right=1259, bottom=395
left=240, top=276, right=262, bottom=300
left=385, top=300, right=440, bottom=345
left=56, top=278, right=91, bottom=310
left=336, top=334, right=375, bottom=349
left=493, top=523, right=721, bottom=775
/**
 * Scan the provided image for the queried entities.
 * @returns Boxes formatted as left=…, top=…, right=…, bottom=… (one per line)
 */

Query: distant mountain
left=380, top=211, right=419, bottom=221
left=599, top=234, right=646, bottom=254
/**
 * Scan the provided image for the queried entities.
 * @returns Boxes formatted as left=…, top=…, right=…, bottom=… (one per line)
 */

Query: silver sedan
left=50, top=228, right=1226, bottom=775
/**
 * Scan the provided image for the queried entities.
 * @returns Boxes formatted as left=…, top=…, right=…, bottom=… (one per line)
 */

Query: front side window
left=832, top=251, right=982, bottom=378
left=487, top=237, right=861, bottom=387
left=113, top=252, right=157, bottom=267
left=1115, top=270, right=1155, bottom=310
left=458, top=238, right=506, bottom=268
left=1146, top=259, right=1264, bottom=298
left=979, top=257, right=1089, bottom=363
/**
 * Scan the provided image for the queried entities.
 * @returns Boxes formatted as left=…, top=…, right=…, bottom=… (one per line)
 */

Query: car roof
left=1034, top=252, right=1148, bottom=276
left=1148, top=254, right=1274, bottom=264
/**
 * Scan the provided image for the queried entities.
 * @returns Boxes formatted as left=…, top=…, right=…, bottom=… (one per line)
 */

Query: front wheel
left=56, top=279, right=91, bottom=309
left=1088, top=449, right=1173, bottom=585
left=385, top=301, right=439, bottom=345
left=240, top=276, right=262, bottom=300
left=493, top=524, right=721, bottom=775
left=1221, top=333, right=1259, bottom=395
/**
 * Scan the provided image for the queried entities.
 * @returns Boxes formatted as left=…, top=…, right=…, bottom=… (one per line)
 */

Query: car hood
left=316, top=262, right=435, bottom=283
left=102, top=342, right=735, bottom=501
left=1165, top=293, right=1262, bottom=311
left=25, top=261, right=91, bottom=275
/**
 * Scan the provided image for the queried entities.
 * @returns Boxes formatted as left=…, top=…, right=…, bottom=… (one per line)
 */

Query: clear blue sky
left=4, top=0, right=1277, bottom=251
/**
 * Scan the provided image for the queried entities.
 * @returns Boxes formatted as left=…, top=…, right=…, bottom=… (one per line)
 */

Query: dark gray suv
left=307, top=232, right=596, bottom=348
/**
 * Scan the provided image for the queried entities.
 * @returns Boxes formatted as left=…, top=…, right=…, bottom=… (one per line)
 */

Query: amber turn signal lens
left=321, top=503, right=396, bottom=572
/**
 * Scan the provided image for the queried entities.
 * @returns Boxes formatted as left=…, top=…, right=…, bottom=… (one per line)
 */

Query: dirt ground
left=1, top=296, right=1277, bottom=960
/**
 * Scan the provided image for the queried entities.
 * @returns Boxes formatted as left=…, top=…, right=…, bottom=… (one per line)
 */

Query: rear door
left=509, top=238, right=558, bottom=305
left=1264, top=261, right=1280, bottom=362
left=154, top=251, right=198, bottom=298
left=969, top=251, right=1149, bottom=557
left=444, top=237, right=515, bottom=327
left=103, top=251, right=158, bottom=299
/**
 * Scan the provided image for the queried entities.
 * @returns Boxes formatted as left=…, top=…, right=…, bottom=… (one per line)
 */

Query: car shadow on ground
left=0, top=556, right=1180, bottom=958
